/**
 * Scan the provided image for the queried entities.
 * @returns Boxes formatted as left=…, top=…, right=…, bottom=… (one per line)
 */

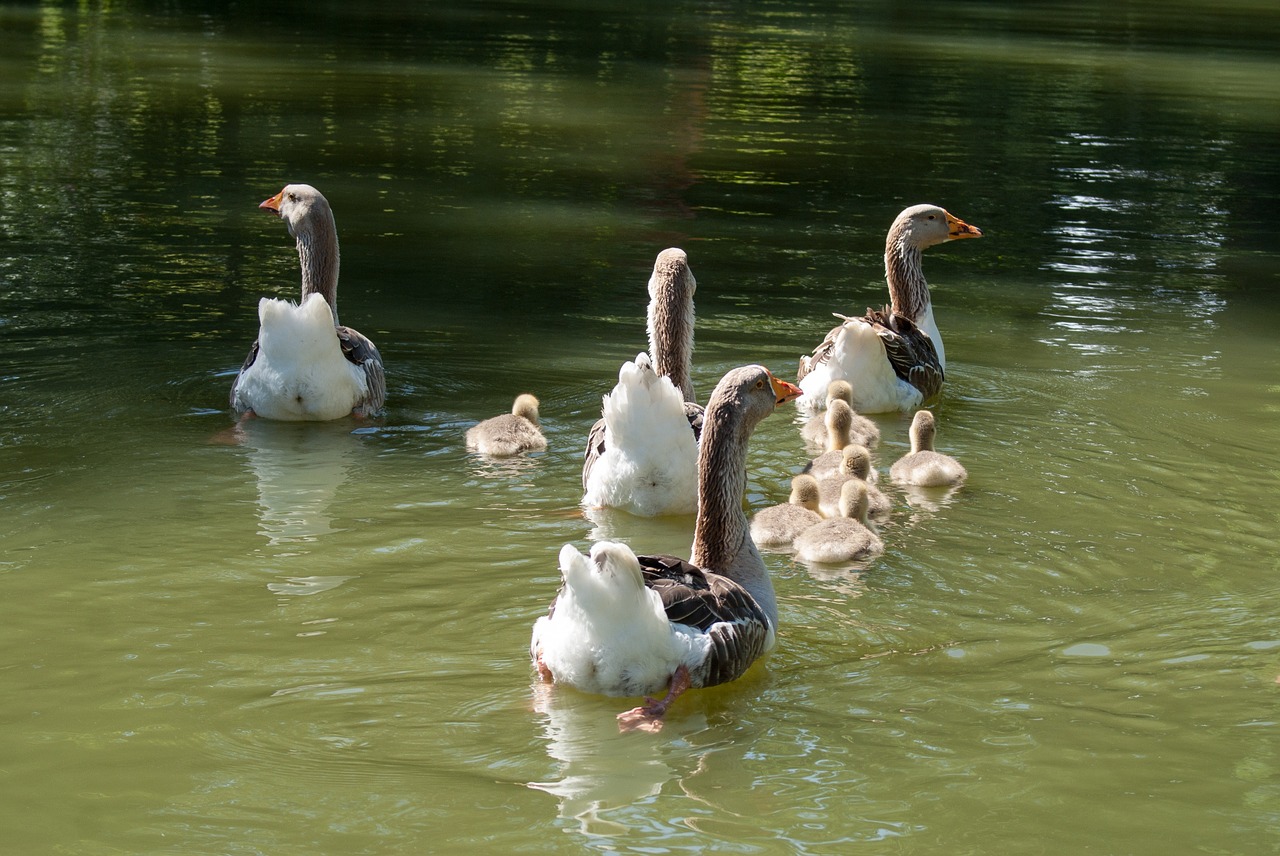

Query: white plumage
left=581, top=353, right=699, bottom=517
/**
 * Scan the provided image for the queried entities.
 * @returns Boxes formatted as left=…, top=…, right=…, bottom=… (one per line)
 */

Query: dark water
left=2, top=1, right=1279, bottom=853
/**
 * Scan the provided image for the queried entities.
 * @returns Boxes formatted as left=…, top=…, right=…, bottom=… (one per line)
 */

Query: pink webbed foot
left=616, top=665, right=692, bottom=733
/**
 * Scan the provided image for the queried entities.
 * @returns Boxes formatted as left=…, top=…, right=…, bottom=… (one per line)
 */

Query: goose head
left=893, top=204, right=983, bottom=251
left=909, top=409, right=937, bottom=452
left=512, top=393, right=541, bottom=425
left=838, top=480, right=871, bottom=523
left=789, top=473, right=821, bottom=513
left=839, top=444, right=873, bottom=480
left=260, top=183, right=334, bottom=242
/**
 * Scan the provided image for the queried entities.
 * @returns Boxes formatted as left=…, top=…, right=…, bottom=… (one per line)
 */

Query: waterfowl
left=466, top=394, right=547, bottom=457
left=793, top=481, right=884, bottom=564
left=815, top=444, right=888, bottom=519
left=802, top=400, right=865, bottom=480
left=796, top=204, right=982, bottom=414
left=533, top=365, right=802, bottom=731
left=582, top=248, right=703, bottom=516
left=230, top=184, right=385, bottom=421
left=750, top=474, right=823, bottom=549
left=800, top=380, right=880, bottom=450
left=889, top=410, right=967, bottom=486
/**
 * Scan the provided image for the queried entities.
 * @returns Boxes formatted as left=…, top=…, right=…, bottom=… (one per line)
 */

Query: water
left=3, top=1, right=1279, bottom=853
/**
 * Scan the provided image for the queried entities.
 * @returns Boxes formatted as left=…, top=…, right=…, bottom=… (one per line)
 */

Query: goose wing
left=337, top=325, right=386, bottom=415
left=637, top=554, right=771, bottom=687
left=863, top=307, right=944, bottom=402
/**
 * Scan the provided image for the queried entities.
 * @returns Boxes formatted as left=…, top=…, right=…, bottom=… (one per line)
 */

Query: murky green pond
left=3, top=1, right=1279, bottom=853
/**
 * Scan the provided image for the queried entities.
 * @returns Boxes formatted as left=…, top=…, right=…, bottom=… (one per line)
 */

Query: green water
left=2, top=1, right=1279, bottom=853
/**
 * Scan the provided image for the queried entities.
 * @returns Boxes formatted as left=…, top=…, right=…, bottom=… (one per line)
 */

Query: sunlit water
left=2, top=1, right=1279, bottom=853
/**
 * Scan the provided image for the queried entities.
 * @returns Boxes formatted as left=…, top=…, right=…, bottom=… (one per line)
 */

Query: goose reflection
left=527, top=679, right=705, bottom=836
left=231, top=419, right=361, bottom=548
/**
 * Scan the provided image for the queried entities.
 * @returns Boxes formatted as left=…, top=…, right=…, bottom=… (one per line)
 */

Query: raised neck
left=647, top=251, right=696, bottom=404
left=691, top=392, right=776, bottom=625
left=296, top=215, right=341, bottom=326
left=885, top=229, right=929, bottom=322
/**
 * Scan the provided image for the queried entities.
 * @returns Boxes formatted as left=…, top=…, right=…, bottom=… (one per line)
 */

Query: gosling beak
left=259, top=190, right=285, bottom=216
left=770, top=374, right=803, bottom=406
left=945, top=211, right=983, bottom=240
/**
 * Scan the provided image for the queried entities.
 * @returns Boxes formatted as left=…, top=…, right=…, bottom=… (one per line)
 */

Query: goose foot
left=617, top=665, right=692, bottom=733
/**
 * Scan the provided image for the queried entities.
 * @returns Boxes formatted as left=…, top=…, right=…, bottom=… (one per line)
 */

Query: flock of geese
left=231, top=183, right=980, bottom=733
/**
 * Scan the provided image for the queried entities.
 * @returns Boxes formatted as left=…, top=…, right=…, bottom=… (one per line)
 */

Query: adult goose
left=889, top=410, right=967, bottom=486
left=796, top=204, right=982, bottom=414
left=793, top=481, right=884, bottom=564
left=230, top=184, right=385, bottom=420
left=750, top=474, right=823, bottom=549
left=582, top=248, right=703, bottom=516
left=534, top=365, right=802, bottom=731
left=465, top=394, right=547, bottom=457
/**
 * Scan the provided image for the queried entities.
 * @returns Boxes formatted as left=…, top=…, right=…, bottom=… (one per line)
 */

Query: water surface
left=2, top=1, right=1279, bottom=853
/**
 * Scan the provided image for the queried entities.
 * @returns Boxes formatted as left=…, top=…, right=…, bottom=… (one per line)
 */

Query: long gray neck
left=647, top=279, right=696, bottom=404
left=296, top=218, right=341, bottom=326
left=885, top=231, right=929, bottom=322
left=691, top=395, right=776, bottom=625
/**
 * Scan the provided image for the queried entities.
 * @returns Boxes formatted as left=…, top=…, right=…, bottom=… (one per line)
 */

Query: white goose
left=796, top=204, right=982, bottom=414
left=533, top=366, right=802, bottom=731
left=465, top=394, right=547, bottom=457
left=582, top=248, right=702, bottom=516
left=889, top=410, right=967, bottom=487
left=230, top=184, right=385, bottom=420
left=793, top=481, right=884, bottom=564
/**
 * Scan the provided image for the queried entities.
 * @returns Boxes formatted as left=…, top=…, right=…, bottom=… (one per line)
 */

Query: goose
left=230, top=184, right=386, bottom=421
left=793, top=481, right=884, bottom=564
left=796, top=204, right=982, bottom=414
left=582, top=248, right=703, bottom=516
left=465, top=394, right=547, bottom=457
left=889, top=409, right=967, bottom=486
left=801, top=400, right=877, bottom=481
left=533, top=365, right=802, bottom=731
left=750, top=474, right=823, bottom=549
left=815, top=444, right=889, bottom=519
left=800, top=380, right=880, bottom=450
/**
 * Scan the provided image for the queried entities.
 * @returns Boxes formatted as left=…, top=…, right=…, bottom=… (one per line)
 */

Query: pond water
left=2, top=1, right=1279, bottom=853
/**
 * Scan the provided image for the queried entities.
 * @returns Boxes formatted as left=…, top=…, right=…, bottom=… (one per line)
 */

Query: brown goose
left=230, top=184, right=385, bottom=420
left=889, top=409, right=968, bottom=486
left=533, top=366, right=802, bottom=731
left=582, top=248, right=703, bottom=516
left=465, top=394, right=547, bottom=457
left=796, top=204, right=982, bottom=413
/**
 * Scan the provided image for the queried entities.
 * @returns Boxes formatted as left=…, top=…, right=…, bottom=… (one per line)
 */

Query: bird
left=800, top=380, right=880, bottom=450
left=465, top=394, right=547, bottom=457
left=889, top=410, right=967, bottom=486
left=793, top=481, right=885, bottom=564
left=533, top=365, right=803, bottom=731
left=230, top=184, right=385, bottom=421
left=796, top=204, right=982, bottom=414
left=582, top=248, right=703, bottom=516
left=750, top=474, right=823, bottom=549
left=815, top=444, right=889, bottom=519
left=801, top=399, right=877, bottom=481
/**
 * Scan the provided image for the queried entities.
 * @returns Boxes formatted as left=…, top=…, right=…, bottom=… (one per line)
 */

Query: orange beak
left=770, top=374, right=803, bottom=406
left=259, top=189, right=284, bottom=216
left=945, top=211, right=983, bottom=240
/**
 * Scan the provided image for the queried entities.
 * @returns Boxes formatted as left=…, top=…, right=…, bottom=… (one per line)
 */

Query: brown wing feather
left=637, top=554, right=771, bottom=688
left=337, top=326, right=386, bottom=415
left=863, top=307, right=944, bottom=402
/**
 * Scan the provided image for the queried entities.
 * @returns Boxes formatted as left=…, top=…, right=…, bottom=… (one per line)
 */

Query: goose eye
left=287, top=193, right=298, bottom=202
left=755, top=380, right=765, bottom=390
left=927, top=214, right=935, bottom=220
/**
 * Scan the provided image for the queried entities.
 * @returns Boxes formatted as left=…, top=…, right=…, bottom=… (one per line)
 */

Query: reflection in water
left=528, top=681, right=706, bottom=837
left=232, top=419, right=361, bottom=548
